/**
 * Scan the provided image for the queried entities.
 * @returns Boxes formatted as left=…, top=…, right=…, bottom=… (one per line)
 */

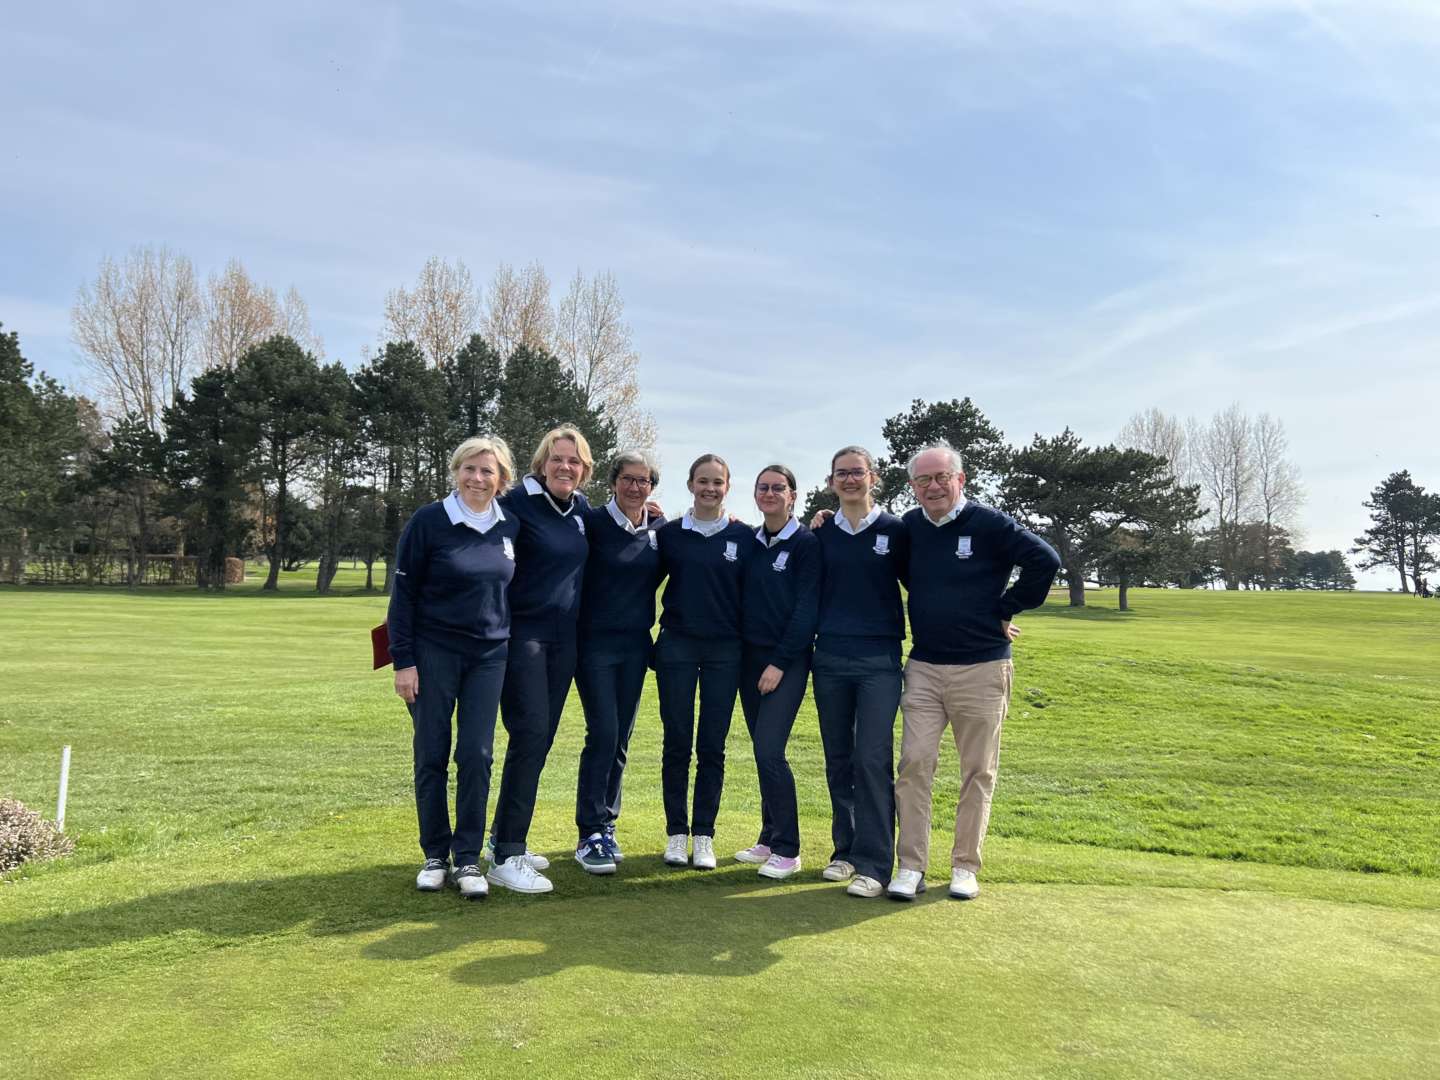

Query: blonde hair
left=450, top=436, right=515, bottom=486
left=530, top=425, right=594, bottom=485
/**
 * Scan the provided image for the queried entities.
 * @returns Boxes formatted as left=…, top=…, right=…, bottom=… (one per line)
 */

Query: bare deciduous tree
left=72, top=246, right=202, bottom=432
left=483, top=260, right=554, bottom=357
left=1118, top=407, right=1189, bottom=483
left=203, top=260, right=321, bottom=369
left=555, top=269, right=656, bottom=448
left=1252, top=412, right=1304, bottom=586
left=1193, top=404, right=1256, bottom=590
left=382, top=256, right=480, bottom=367
left=280, top=286, right=325, bottom=358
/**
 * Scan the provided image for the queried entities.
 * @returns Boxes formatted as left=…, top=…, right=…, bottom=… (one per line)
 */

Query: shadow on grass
left=1, top=856, right=923, bottom=983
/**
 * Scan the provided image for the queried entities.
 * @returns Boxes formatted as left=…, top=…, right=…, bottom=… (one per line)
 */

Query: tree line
left=1, top=251, right=652, bottom=591
left=798, top=398, right=1380, bottom=608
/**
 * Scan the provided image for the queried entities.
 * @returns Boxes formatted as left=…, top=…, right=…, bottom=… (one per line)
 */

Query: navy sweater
left=815, top=511, right=909, bottom=659
left=655, top=519, right=755, bottom=640
left=578, top=505, right=667, bottom=638
left=387, top=499, right=521, bottom=669
left=904, top=501, right=1061, bottom=665
left=742, top=524, right=821, bottom=669
left=498, top=477, right=591, bottom=642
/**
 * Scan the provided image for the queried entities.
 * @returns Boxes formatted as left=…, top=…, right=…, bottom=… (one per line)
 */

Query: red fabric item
left=371, top=622, right=392, bottom=669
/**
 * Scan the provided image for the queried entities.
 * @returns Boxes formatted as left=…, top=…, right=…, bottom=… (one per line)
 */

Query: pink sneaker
left=734, top=843, right=772, bottom=865
left=758, top=854, right=801, bottom=880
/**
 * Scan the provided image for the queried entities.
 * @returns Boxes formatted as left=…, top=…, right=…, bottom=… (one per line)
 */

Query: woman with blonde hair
left=486, top=425, right=595, bottom=894
left=388, top=436, right=521, bottom=901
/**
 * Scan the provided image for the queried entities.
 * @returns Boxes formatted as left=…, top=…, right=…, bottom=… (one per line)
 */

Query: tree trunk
left=364, top=557, right=375, bottom=591
left=1118, top=573, right=1130, bottom=612
left=1066, top=565, right=1086, bottom=607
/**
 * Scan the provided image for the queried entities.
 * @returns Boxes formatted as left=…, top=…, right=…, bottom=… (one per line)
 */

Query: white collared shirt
left=755, top=516, right=800, bottom=548
left=605, top=497, right=650, bottom=534
left=682, top=510, right=729, bottom=538
left=444, top=490, right=505, bottom=534
left=835, top=504, right=883, bottom=536
left=923, top=495, right=968, bottom=527
left=523, top=474, right=578, bottom=516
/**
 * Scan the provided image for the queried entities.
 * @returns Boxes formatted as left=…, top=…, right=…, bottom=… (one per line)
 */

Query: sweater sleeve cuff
left=391, top=649, right=415, bottom=669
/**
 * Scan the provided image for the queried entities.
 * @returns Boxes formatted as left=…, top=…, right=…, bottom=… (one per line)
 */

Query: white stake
left=56, top=745, right=71, bottom=833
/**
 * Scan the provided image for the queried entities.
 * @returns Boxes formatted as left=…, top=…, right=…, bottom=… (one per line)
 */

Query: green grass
left=2, top=579, right=1439, bottom=1078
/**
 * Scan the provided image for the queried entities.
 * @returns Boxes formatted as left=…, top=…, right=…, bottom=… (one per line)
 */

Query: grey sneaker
left=692, top=835, right=717, bottom=870
left=847, top=874, right=885, bottom=898
left=821, top=859, right=855, bottom=882
left=663, top=833, right=690, bottom=866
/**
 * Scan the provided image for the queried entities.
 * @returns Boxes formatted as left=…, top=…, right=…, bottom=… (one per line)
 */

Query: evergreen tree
left=1351, top=471, right=1440, bottom=593
left=877, top=397, right=1009, bottom=509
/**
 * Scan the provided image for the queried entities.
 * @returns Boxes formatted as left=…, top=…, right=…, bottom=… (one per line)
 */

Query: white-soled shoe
left=486, top=855, right=554, bottom=894
left=887, top=868, right=926, bottom=900
left=664, top=833, right=690, bottom=866
left=484, top=837, right=550, bottom=871
left=734, top=843, right=772, bottom=865
left=949, top=868, right=980, bottom=900
left=757, top=854, right=801, bottom=880
left=692, top=835, right=717, bottom=870
left=415, top=858, right=448, bottom=892
left=821, top=859, right=855, bottom=882
left=454, top=863, right=489, bottom=900
left=846, top=874, right=884, bottom=898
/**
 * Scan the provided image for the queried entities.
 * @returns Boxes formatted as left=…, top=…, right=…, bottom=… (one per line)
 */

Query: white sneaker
left=887, top=868, right=926, bottom=900
left=949, top=868, right=980, bottom=900
left=821, top=859, right=855, bottom=882
left=486, top=854, right=554, bottom=894
left=692, top=835, right=717, bottom=870
left=454, top=864, right=489, bottom=900
left=846, top=875, right=884, bottom=898
left=415, top=858, right=448, bottom=892
left=664, top=833, right=690, bottom=866
left=734, top=843, right=772, bottom=865
left=484, top=837, right=550, bottom=871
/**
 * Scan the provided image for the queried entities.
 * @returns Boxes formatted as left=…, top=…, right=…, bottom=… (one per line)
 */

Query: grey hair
left=907, top=442, right=964, bottom=477
left=609, top=449, right=661, bottom=489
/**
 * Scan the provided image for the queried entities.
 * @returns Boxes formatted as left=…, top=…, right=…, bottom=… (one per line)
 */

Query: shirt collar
left=923, top=494, right=968, bottom=527
left=682, top=510, right=730, bottom=538
left=835, top=504, right=883, bottom=535
left=606, top=497, right=649, bottom=534
left=755, top=516, right=800, bottom=547
left=444, top=490, right=506, bottom=533
left=523, top=474, right=576, bottom=517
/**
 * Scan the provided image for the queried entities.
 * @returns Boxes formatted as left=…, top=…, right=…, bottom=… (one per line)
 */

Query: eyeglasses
left=910, top=472, right=956, bottom=488
left=616, top=476, right=653, bottom=489
left=755, top=483, right=790, bottom=495
left=832, top=468, right=869, bottom=481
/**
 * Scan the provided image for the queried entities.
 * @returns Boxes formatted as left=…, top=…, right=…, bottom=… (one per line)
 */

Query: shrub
left=0, top=797, right=74, bottom=873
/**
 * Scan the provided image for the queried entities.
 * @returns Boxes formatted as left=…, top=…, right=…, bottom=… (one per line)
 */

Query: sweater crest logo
left=575, top=517, right=586, bottom=536
left=723, top=541, right=739, bottom=562
left=772, top=551, right=790, bottom=572
left=647, top=531, right=658, bottom=550
left=873, top=535, right=890, bottom=555
left=502, top=537, right=515, bottom=560
left=955, top=536, right=973, bottom=559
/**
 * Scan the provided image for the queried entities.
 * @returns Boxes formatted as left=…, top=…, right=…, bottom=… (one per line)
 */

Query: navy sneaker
left=604, top=824, right=624, bottom=862
left=575, top=833, right=617, bottom=875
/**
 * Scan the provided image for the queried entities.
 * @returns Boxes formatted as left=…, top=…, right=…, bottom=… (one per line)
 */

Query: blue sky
left=4, top=1, right=1438, bottom=586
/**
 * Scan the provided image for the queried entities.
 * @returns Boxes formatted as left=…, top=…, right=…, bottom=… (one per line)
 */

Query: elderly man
left=888, top=442, right=1060, bottom=901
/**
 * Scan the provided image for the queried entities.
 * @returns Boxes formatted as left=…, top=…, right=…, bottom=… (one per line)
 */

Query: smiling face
left=688, top=461, right=730, bottom=516
left=614, top=462, right=654, bottom=519
left=754, top=469, right=795, bottom=520
left=542, top=437, right=583, bottom=498
left=454, top=452, right=501, bottom=511
left=829, top=452, right=874, bottom=508
left=909, top=448, right=966, bottom=520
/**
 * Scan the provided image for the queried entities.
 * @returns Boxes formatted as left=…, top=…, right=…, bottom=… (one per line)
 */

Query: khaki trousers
left=895, top=658, right=1012, bottom=874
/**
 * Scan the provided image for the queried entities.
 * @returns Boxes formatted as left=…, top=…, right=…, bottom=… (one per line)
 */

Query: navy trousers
left=811, top=648, right=900, bottom=883
left=574, top=631, right=651, bottom=839
left=407, top=638, right=508, bottom=867
left=737, top=645, right=812, bottom=859
left=492, top=635, right=577, bottom=861
left=654, top=630, right=742, bottom=838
